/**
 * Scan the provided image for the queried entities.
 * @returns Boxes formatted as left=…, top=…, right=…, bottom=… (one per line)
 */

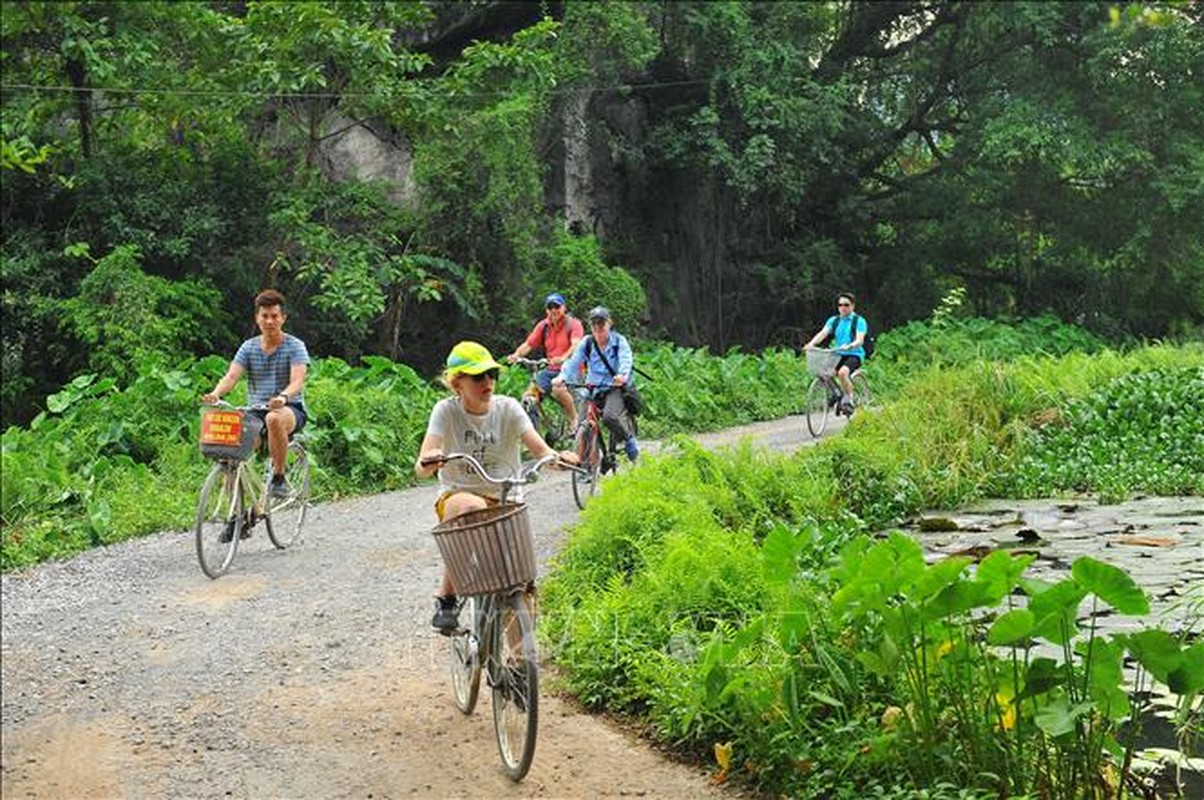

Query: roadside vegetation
left=0, top=311, right=1145, bottom=570
left=4, top=309, right=1202, bottom=795
left=541, top=321, right=1203, bottom=798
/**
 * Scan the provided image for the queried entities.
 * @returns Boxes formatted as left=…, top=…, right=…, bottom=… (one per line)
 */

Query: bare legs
left=438, top=491, right=490, bottom=596
left=265, top=406, right=297, bottom=477
left=550, top=382, right=578, bottom=430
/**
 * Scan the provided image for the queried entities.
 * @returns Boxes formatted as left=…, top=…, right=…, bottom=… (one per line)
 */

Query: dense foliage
left=4, top=2, right=1203, bottom=427
left=542, top=342, right=1204, bottom=797
left=0, top=326, right=819, bottom=570
left=1, top=355, right=441, bottom=569
left=1000, top=367, right=1204, bottom=501
left=2, top=312, right=1188, bottom=573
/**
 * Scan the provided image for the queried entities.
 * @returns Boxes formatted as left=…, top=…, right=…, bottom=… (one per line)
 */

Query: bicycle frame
left=426, top=452, right=554, bottom=780
left=560, top=384, right=619, bottom=509
left=803, top=355, right=871, bottom=439
left=196, top=401, right=311, bottom=578
left=513, top=357, right=571, bottom=448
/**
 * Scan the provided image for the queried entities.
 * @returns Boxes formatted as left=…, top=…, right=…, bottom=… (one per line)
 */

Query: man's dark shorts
left=250, top=403, right=308, bottom=435
left=836, top=355, right=862, bottom=374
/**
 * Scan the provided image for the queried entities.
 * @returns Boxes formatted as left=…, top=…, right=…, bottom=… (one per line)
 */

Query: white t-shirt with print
left=426, top=395, right=534, bottom=501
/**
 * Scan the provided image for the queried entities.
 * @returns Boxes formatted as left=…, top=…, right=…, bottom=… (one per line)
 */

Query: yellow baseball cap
left=445, top=340, right=503, bottom=376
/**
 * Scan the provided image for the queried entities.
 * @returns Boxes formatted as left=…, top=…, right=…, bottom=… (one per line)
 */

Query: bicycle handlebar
left=512, top=357, right=549, bottom=370
left=203, top=399, right=270, bottom=412
left=804, top=344, right=856, bottom=353
left=557, top=381, right=622, bottom=392
left=419, top=452, right=562, bottom=489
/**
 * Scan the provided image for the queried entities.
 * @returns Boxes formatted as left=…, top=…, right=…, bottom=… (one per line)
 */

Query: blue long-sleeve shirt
left=559, top=330, right=634, bottom=389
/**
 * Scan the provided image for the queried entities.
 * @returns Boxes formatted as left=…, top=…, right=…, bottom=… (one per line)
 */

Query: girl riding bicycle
left=415, top=341, right=578, bottom=633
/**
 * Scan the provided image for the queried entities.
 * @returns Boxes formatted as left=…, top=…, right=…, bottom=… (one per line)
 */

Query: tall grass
left=542, top=342, right=1204, bottom=797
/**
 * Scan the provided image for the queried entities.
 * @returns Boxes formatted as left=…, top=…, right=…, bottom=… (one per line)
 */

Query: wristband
left=279, top=392, right=289, bottom=403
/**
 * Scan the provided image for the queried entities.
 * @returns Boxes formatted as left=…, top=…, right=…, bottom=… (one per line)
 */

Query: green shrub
left=303, top=356, right=442, bottom=497
left=633, top=344, right=812, bottom=438
left=527, top=230, right=647, bottom=330
left=61, top=244, right=228, bottom=386
left=997, top=366, right=1204, bottom=499
left=542, top=342, right=1204, bottom=797
left=870, top=314, right=1109, bottom=400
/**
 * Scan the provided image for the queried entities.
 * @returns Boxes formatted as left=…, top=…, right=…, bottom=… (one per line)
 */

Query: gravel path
left=2, top=415, right=826, bottom=799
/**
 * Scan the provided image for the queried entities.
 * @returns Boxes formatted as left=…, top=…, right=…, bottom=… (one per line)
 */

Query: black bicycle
left=512, top=357, right=574, bottom=449
left=422, top=452, right=560, bottom=781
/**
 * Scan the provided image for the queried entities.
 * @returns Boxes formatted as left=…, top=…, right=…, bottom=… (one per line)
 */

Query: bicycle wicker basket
left=198, top=408, right=263, bottom=461
left=805, top=348, right=841, bottom=378
left=432, top=502, right=536, bottom=595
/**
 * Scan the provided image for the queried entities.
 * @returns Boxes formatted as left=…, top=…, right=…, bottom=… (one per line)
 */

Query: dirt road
left=2, top=415, right=827, bottom=799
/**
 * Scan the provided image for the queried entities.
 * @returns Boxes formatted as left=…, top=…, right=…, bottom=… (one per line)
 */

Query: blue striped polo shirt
left=234, top=334, right=310, bottom=407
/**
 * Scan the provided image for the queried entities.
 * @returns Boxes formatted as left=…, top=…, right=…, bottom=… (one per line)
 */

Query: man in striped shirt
left=203, top=289, right=310, bottom=499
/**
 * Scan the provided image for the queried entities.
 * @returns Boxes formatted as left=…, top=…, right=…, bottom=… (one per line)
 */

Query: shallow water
left=899, top=496, right=1203, bottom=793
left=904, top=496, right=1203, bottom=636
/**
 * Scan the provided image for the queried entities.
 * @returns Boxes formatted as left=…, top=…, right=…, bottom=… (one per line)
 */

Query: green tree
left=60, top=243, right=226, bottom=383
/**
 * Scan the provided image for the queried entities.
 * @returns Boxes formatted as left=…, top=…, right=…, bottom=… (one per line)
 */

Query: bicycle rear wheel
left=450, top=596, right=481, bottom=714
left=196, top=463, right=242, bottom=578
left=266, top=441, right=310, bottom=549
left=804, top=378, right=830, bottom=438
left=572, top=424, right=599, bottom=510
left=851, top=372, right=872, bottom=412
left=491, top=594, right=538, bottom=781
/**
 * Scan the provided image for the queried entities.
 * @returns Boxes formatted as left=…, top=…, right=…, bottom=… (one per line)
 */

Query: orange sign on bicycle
left=200, top=410, right=243, bottom=446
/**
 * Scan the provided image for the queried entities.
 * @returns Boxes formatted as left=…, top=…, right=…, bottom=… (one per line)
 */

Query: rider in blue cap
left=506, top=292, right=584, bottom=431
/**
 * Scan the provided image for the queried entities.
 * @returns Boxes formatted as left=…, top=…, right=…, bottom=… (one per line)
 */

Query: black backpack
left=823, top=313, right=875, bottom=359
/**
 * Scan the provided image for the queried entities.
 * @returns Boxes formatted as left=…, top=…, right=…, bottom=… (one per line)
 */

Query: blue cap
left=545, top=292, right=566, bottom=307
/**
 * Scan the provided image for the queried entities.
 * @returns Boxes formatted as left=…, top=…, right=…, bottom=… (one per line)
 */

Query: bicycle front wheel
left=491, top=594, right=538, bottom=781
left=804, top=378, right=830, bottom=438
left=544, top=411, right=566, bottom=451
left=266, top=441, right=310, bottom=549
left=521, top=395, right=541, bottom=436
left=450, top=596, right=481, bottom=714
left=196, top=463, right=242, bottom=579
left=572, top=424, right=599, bottom=510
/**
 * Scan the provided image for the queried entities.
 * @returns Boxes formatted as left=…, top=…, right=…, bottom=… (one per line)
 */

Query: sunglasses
left=837, top=302, right=852, bottom=307
left=468, top=369, right=499, bottom=382
left=546, top=303, right=563, bottom=310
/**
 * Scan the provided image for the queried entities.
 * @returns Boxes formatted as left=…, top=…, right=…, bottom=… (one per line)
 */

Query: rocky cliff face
left=547, top=88, right=649, bottom=241
left=548, top=87, right=746, bottom=349
left=309, top=81, right=737, bottom=348
left=317, top=111, right=417, bottom=207
left=310, top=1, right=747, bottom=349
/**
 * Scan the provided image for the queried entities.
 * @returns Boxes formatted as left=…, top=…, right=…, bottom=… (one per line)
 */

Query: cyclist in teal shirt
left=804, top=292, right=868, bottom=415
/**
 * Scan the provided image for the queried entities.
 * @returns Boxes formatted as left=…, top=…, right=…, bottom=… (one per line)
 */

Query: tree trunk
left=65, top=57, right=92, bottom=158
left=562, top=89, right=593, bottom=233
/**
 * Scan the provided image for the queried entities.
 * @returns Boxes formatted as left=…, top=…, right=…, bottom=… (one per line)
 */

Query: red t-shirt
left=525, top=316, right=584, bottom=369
